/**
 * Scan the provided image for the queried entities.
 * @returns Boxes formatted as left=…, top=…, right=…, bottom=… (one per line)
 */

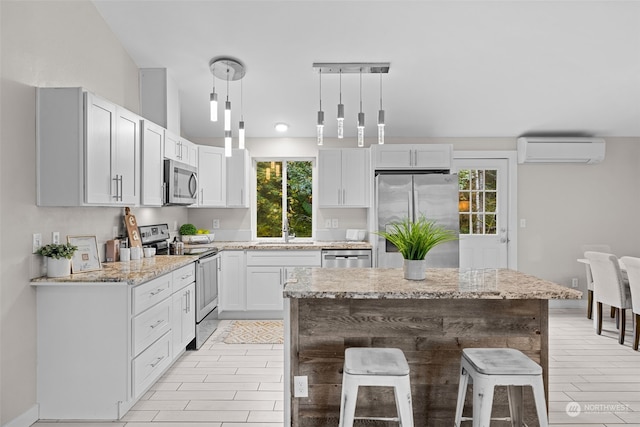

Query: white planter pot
left=403, top=259, right=427, bottom=281
left=47, top=258, right=71, bottom=278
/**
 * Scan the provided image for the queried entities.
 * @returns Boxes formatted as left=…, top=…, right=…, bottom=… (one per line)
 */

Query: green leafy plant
left=179, top=223, right=197, bottom=235
left=375, top=216, right=457, bottom=261
left=36, top=243, right=78, bottom=260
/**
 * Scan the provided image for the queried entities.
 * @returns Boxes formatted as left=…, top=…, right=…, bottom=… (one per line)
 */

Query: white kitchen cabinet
left=141, top=120, right=165, bottom=206
left=226, top=149, right=250, bottom=207
left=195, top=145, right=226, bottom=207
left=172, top=282, right=195, bottom=356
left=246, top=267, right=285, bottom=311
left=371, top=144, right=452, bottom=169
left=164, top=130, right=196, bottom=167
left=318, top=148, right=369, bottom=207
left=219, top=250, right=246, bottom=314
left=33, top=261, right=196, bottom=419
left=37, top=87, right=140, bottom=206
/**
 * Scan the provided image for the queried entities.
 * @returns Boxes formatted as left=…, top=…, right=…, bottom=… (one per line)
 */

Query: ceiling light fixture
left=312, top=62, right=389, bottom=146
left=275, top=122, right=289, bottom=132
left=317, top=69, right=324, bottom=146
left=238, top=78, right=245, bottom=150
left=378, top=72, right=385, bottom=145
left=210, top=75, right=218, bottom=122
left=209, top=57, right=246, bottom=157
left=357, top=68, right=365, bottom=148
left=337, top=69, right=344, bottom=139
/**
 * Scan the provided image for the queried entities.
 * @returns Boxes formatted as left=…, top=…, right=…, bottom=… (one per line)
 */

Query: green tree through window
left=256, top=160, right=312, bottom=238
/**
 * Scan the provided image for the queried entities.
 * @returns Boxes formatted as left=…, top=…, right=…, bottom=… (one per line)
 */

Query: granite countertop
left=31, top=255, right=195, bottom=286
left=188, top=241, right=372, bottom=251
left=283, top=267, right=583, bottom=300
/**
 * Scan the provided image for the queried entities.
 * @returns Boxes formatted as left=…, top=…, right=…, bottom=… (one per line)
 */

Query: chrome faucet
left=283, top=217, right=290, bottom=243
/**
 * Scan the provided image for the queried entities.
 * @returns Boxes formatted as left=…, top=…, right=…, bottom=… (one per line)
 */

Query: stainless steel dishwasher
left=321, top=249, right=372, bottom=268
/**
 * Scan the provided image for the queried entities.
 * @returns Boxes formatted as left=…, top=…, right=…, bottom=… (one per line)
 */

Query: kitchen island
left=283, top=268, right=582, bottom=427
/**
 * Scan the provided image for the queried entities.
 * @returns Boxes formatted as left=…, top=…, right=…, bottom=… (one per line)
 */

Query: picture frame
left=67, top=235, right=102, bottom=273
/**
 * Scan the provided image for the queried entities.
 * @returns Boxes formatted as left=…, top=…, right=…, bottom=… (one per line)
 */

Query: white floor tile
left=153, top=411, right=249, bottom=422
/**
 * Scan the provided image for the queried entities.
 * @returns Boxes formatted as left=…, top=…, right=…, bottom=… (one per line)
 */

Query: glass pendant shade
left=210, top=92, right=218, bottom=122
left=357, top=112, right=365, bottom=147
left=377, top=109, right=385, bottom=144
left=224, top=131, right=232, bottom=157
left=224, top=100, right=231, bottom=132
left=317, top=110, right=324, bottom=146
left=238, top=121, right=245, bottom=149
left=337, top=103, right=345, bottom=139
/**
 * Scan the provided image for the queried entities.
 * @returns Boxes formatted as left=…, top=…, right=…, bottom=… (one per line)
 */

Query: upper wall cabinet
left=141, top=120, right=165, bottom=206
left=139, top=68, right=180, bottom=134
left=37, top=88, right=140, bottom=207
left=318, top=148, right=369, bottom=208
left=164, top=130, right=197, bottom=167
left=226, top=149, right=250, bottom=208
left=194, top=145, right=226, bottom=207
left=371, top=144, right=452, bottom=170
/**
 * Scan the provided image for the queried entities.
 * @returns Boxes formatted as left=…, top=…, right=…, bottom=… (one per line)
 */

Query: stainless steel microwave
left=163, top=159, right=198, bottom=205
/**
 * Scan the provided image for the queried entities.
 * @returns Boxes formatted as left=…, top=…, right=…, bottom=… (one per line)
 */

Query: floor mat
left=222, top=320, right=284, bottom=344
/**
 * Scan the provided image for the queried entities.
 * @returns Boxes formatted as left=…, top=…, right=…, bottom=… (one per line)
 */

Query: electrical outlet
left=324, top=219, right=332, bottom=229
left=52, top=232, right=60, bottom=245
left=212, top=219, right=220, bottom=229
left=332, top=218, right=339, bottom=229
left=294, top=375, right=308, bottom=398
left=32, top=233, right=42, bottom=253
left=571, top=278, right=579, bottom=288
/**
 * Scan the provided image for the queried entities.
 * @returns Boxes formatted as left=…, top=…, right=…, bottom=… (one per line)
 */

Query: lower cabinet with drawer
left=33, top=261, right=196, bottom=420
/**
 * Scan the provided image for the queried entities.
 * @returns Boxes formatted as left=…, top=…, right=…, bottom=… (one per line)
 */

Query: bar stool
left=454, top=348, right=548, bottom=427
left=338, top=347, right=414, bottom=427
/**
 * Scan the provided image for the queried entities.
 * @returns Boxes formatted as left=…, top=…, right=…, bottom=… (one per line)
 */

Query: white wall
left=0, top=2, right=188, bottom=424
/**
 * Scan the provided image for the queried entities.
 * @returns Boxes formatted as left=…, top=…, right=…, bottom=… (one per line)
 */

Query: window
left=256, top=160, right=313, bottom=238
left=458, top=169, right=497, bottom=235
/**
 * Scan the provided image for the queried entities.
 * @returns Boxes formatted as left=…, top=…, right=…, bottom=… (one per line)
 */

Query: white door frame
left=453, top=151, right=518, bottom=270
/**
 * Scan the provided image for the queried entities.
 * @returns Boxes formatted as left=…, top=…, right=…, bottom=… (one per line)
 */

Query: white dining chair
left=581, top=244, right=612, bottom=320
left=619, top=256, right=640, bottom=350
left=584, top=251, right=632, bottom=344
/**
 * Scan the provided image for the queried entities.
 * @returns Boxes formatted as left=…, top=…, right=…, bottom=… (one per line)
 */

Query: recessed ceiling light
left=275, top=122, right=289, bottom=132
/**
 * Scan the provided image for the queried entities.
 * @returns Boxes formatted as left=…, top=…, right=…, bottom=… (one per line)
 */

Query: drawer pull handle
left=150, top=355, right=165, bottom=368
left=181, top=273, right=191, bottom=279
left=149, top=319, right=164, bottom=329
left=149, top=288, right=166, bottom=296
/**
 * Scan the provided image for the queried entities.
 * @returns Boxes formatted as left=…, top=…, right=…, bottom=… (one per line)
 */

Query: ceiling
left=92, top=1, right=640, bottom=140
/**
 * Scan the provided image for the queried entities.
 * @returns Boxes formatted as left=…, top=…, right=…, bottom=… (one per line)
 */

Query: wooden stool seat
left=454, top=348, right=548, bottom=427
left=339, top=347, right=414, bottom=427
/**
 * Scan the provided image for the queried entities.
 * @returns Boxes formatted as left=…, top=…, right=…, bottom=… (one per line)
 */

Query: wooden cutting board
left=124, top=207, right=142, bottom=248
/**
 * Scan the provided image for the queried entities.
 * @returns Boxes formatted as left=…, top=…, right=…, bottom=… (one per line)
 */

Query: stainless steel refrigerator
left=376, top=172, right=459, bottom=268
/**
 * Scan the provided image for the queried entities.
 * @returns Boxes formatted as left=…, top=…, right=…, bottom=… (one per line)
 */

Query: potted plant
left=36, top=243, right=78, bottom=278
left=376, top=216, right=457, bottom=280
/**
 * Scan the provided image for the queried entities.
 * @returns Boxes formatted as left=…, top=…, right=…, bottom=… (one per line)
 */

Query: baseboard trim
left=2, top=404, right=38, bottom=427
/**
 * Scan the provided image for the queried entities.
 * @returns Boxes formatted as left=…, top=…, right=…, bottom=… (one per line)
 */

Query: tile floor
left=33, top=308, right=640, bottom=427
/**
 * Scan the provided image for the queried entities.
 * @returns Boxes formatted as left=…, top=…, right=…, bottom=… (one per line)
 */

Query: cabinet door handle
left=119, top=175, right=124, bottom=201
left=149, top=288, right=166, bottom=296
left=150, top=355, right=165, bottom=368
left=181, top=273, right=192, bottom=280
left=343, top=189, right=346, bottom=205
left=184, top=290, right=189, bottom=313
left=112, top=175, right=119, bottom=200
left=149, top=319, right=164, bottom=329
left=240, top=189, right=243, bottom=204
left=337, top=189, right=341, bottom=205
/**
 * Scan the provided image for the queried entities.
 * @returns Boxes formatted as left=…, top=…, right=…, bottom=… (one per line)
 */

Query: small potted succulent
left=36, top=243, right=78, bottom=278
left=376, top=216, right=457, bottom=280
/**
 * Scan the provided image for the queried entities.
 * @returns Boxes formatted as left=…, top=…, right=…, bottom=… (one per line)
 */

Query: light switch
left=332, top=219, right=339, bottom=229
left=324, top=219, right=332, bottom=229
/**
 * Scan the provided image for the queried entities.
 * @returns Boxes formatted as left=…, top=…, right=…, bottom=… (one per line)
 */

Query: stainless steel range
left=138, top=223, right=220, bottom=349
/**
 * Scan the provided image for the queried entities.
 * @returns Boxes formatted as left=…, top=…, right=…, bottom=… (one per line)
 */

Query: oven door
left=196, top=254, right=219, bottom=322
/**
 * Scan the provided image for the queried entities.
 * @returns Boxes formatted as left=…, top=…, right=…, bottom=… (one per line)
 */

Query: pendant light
left=317, top=69, right=324, bottom=146
left=357, top=68, right=365, bottom=147
left=337, top=69, right=344, bottom=139
left=377, top=72, right=385, bottom=145
left=210, top=75, right=218, bottom=122
left=238, top=78, right=245, bottom=150
left=224, top=67, right=232, bottom=157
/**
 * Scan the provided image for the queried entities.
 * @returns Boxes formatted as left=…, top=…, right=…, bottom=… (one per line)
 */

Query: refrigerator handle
left=408, top=190, right=413, bottom=221
left=413, top=189, right=419, bottom=220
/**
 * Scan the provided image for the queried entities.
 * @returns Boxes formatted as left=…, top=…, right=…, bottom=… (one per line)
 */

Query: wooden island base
left=289, top=297, right=548, bottom=427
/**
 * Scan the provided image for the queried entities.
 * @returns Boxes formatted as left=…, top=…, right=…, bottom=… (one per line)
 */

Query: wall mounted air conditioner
left=517, top=137, right=606, bottom=164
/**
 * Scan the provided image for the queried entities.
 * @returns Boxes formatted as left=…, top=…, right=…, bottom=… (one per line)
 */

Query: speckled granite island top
left=283, top=267, right=582, bottom=299
left=212, top=240, right=372, bottom=250
left=31, top=255, right=195, bottom=286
